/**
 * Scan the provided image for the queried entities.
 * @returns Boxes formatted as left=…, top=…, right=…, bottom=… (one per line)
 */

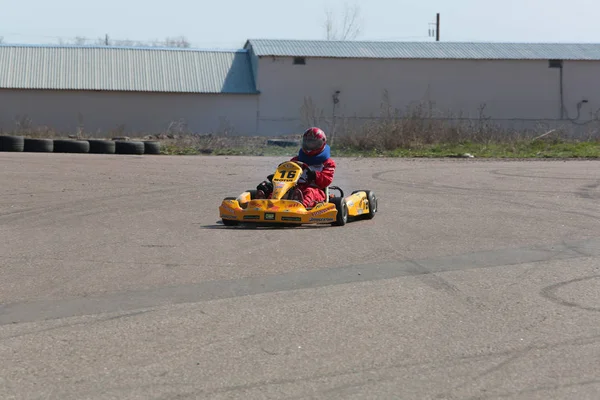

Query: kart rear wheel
left=330, top=197, right=348, bottom=226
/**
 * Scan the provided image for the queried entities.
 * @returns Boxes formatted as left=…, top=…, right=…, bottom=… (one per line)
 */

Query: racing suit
left=289, top=155, right=336, bottom=208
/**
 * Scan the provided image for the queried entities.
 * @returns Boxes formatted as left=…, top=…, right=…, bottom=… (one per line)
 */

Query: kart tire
left=222, top=218, right=239, bottom=226
left=24, top=138, right=53, bottom=152
left=330, top=197, right=348, bottom=226
left=364, top=190, right=378, bottom=219
left=87, top=139, right=116, bottom=154
left=0, top=135, right=25, bottom=152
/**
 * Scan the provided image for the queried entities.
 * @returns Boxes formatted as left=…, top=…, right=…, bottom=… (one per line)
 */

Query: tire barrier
left=24, top=138, right=54, bottom=152
left=88, top=139, right=116, bottom=154
left=0, top=135, right=25, bottom=152
left=143, top=141, right=161, bottom=155
left=0, top=137, right=161, bottom=156
left=53, top=139, right=90, bottom=153
left=115, top=140, right=145, bottom=155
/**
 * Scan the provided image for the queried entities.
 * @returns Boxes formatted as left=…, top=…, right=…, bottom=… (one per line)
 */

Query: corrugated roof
left=0, top=45, right=258, bottom=93
left=245, top=39, right=600, bottom=60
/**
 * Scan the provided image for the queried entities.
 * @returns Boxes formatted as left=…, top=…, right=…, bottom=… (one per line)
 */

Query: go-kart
left=218, top=160, right=377, bottom=227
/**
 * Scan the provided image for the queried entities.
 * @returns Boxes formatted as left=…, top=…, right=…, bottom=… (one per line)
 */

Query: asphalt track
left=0, top=153, right=599, bottom=399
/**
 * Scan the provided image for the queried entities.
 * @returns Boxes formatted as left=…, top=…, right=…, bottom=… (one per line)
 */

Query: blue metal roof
left=0, top=44, right=258, bottom=94
left=245, top=39, right=600, bottom=60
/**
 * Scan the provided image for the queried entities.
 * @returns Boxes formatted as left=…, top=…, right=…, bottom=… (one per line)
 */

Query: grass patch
left=159, top=135, right=299, bottom=157
left=158, top=136, right=600, bottom=159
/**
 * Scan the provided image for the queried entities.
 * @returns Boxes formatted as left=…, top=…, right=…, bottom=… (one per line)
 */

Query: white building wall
left=0, top=89, right=259, bottom=136
left=255, top=56, right=600, bottom=135
left=562, top=61, right=600, bottom=123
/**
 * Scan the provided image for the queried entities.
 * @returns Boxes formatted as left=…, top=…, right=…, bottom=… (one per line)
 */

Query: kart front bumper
left=219, top=198, right=338, bottom=224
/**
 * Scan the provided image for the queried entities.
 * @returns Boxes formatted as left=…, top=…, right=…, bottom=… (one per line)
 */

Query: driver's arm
left=313, top=159, right=336, bottom=188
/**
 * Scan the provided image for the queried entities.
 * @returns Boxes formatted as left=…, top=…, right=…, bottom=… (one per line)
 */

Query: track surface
left=0, top=153, right=599, bottom=399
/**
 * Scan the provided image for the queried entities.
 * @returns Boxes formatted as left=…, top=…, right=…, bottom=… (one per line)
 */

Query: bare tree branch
left=324, top=8, right=336, bottom=40
left=323, top=2, right=362, bottom=41
left=341, top=3, right=362, bottom=40
left=58, top=35, right=192, bottom=48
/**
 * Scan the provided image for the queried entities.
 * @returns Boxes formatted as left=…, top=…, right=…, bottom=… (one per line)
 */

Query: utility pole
left=105, top=34, right=109, bottom=46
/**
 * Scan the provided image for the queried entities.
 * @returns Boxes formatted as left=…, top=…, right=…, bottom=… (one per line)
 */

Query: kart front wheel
left=331, top=197, right=348, bottom=226
left=364, top=190, right=377, bottom=219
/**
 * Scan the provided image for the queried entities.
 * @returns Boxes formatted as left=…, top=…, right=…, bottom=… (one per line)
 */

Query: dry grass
left=328, top=96, right=600, bottom=152
left=159, top=134, right=297, bottom=155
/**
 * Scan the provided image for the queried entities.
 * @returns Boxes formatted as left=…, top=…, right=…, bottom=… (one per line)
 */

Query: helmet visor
left=302, top=137, right=323, bottom=151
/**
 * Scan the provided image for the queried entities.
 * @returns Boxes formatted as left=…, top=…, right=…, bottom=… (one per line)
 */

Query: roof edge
left=245, top=38, right=600, bottom=46
left=0, top=86, right=261, bottom=95
left=0, top=43, right=248, bottom=53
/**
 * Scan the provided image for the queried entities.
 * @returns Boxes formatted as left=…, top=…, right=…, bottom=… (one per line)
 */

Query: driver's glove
left=305, top=169, right=316, bottom=182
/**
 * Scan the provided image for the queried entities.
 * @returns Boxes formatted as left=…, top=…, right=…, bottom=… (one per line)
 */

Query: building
left=0, top=45, right=259, bottom=136
left=244, top=40, right=600, bottom=135
left=1, top=40, right=600, bottom=137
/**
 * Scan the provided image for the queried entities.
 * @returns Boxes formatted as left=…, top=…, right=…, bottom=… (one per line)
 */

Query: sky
left=1, top=0, right=599, bottom=49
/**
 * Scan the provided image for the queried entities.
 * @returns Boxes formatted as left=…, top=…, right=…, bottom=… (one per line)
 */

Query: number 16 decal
left=279, top=170, right=296, bottom=179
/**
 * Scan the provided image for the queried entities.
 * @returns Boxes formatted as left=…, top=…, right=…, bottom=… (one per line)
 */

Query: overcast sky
left=1, top=0, right=598, bottom=48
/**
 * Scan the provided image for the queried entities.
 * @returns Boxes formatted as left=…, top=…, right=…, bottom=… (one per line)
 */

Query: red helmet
left=301, top=127, right=327, bottom=156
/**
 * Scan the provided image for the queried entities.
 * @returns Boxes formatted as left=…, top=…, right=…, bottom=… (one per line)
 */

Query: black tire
left=143, top=141, right=161, bottom=155
left=88, top=139, right=116, bottom=154
left=330, top=197, right=348, bottom=226
left=24, top=138, right=53, bottom=152
left=115, top=141, right=145, bottom=155
left=53, top=139, right=90, bottom=153
left=363, top=190, right=378, bottom=219
left=0, top=135, right=25, bottom=152
left=222, top=218, right=239, bottom=226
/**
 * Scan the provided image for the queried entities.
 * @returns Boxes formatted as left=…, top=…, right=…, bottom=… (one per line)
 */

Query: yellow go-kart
left=219, top=160, right=377, bottom=227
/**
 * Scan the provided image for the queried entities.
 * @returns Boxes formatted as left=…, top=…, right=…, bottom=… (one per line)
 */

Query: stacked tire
left=143, top=141, right=161, bottom=155
left=53, top=139, right=90, bottom=153
left=24, top=138, right=53, bottom=152
left=0, top=135, right=161, bottom=156
left=88, top=139, right=116, bottom=154
left=0, top=135, right=25, bottom=152
left=115, top=141, right=144, bottom=155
